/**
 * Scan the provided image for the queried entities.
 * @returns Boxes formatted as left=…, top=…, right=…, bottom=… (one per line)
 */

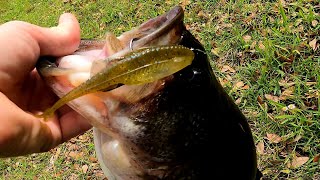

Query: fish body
left=37, top=6, right=259, bottom=180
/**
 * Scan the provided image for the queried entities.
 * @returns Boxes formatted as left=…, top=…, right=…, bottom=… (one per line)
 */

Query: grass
left=0, top=0, right=319, bottom=179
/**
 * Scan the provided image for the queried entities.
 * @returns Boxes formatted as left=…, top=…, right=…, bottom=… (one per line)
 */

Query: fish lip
left=75, top=5, right=185, bottom=52
left=128, top=5, right=184, bottom=49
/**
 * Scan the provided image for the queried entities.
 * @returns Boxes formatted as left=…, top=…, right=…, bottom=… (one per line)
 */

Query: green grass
left=0, top=0, right=319, bottom=179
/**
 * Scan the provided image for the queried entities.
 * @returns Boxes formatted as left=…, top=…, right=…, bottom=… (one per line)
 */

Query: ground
left=0, top=0, right=319, bottom=179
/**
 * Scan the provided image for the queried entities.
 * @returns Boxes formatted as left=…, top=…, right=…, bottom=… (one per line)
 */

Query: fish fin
left=91, top=32, right=125, bottom=76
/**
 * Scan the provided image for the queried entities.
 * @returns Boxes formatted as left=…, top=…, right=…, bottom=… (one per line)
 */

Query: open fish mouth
left=37, top=6, right=186, bottom=133
left=37, top=5, right=259, bottom=180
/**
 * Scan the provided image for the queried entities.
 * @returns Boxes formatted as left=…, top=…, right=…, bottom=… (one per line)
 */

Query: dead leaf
left=256, top=141, right=264, bottom=155
left=279, top=87, right=294, bottom=100
left=242, top=85, right=250, bottom=90
left=211, top=48, right=220, bottom=57
left=221, top=65, right=236, bottom=73
left=262, top=168, right=272, bottom=174
left=279, top=0, right=286, bottom=6
left=295, top=18, right=303, bottom=26
left=293, top=135, right=302, bottom=142
left=221, top=66, right=228, bottom=73
left=289, top=156, right=309, bottom=169
left=312, top=20, right=318, bottom=27
left=295, top=25, right=304, bottom=33
left=69, top=151, right=77, bottom=158
left=278, top=80, right=295, bottom=87
left=180, top=0, right=191, bottom=8
left=243, top=35, right=252, bottom=43
left=235, top=98, right=241, bottom=105
left=257, top=96, right=264, bottom=104
left=258, top=41, right=265, bottom=50
left=313, top=154, right=320, bottom=162
left=244, top=12, right=257, bottom=24
left=226, top=75, right=232, bottom=81
left=233, top=81, right=245, bottom=91
left=69, top=151, right=83, bottom=159
left=265, top=94, right=279, bottom=102
left=223, top=23, right=233, bottom=28
left=250, top=41, right=257, bottom=49
left=218, top=78, right=229, bottom=87
left=306, top=82, right=317, bottom=86
left=68, top=143, right=80, bottom=150
left=89, top=156, right=98, bottom=162
left=269, top=16, right=275, bottom=23
left=197, top=10, right=206, bottom=18
left=266, top=133, right=282, bottom=143
left=82, top=165, right=89, bottom=174
left=305, top=89, right=319, bottom=99
left=309, top=38, right=318, bottom=51
left=275, top=51, right=292, bottom=63
left=237, top=51, right=243, bottom=59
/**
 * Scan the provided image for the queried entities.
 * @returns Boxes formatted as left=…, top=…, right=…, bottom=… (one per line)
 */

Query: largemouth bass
left=37, top=6, right=260, bottom=180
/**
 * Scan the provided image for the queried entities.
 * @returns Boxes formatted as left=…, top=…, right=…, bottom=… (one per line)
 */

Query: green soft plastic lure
left=38, top=45, right=194, bottom=119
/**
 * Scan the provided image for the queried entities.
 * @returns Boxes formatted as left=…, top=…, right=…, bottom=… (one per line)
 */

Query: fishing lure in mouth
left=37, top=45, right=195, bottom=119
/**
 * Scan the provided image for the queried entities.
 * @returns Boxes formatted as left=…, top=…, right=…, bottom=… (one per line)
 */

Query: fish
left=37, top=6, right=260, bottom=180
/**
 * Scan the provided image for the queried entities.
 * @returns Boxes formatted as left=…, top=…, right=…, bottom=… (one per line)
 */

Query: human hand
left=0, top=13, right=92, bottom=157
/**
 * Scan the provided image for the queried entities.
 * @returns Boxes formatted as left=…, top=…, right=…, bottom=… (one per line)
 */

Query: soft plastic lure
left=38, top=45, right=194, bottom=119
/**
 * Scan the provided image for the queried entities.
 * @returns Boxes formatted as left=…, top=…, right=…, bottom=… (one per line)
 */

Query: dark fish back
left=127, top=29, right=258, bottom=179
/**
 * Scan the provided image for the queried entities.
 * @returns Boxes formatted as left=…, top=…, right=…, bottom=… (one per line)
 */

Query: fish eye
left=190, top=69, right=201, bottom=81
left=129, top=38, right=140, bottom=51
left=193, top=69, right=201, bottom=75
left=177, top=67, right=202, bottom=82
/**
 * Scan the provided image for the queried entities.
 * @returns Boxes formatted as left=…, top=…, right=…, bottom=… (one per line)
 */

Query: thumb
left=37, top=13, right=81, bottom=56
